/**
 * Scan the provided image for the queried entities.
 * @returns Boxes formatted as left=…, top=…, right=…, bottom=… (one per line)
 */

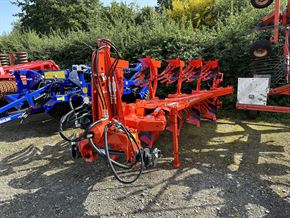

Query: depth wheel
left=250, top=40, right=272, bottom=58
left=251, top=0, right=274, bottom=9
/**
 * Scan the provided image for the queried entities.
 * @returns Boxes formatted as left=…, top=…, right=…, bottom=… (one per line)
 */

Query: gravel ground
left=0, top=113, right=289, bottom=218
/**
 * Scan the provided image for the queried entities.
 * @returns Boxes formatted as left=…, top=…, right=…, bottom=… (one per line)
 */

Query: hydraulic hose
left=79, top=117, right=144, bottom=184
left=59, top=104, right=87, bottom=142
left=103, top=120, right=144, bottom=184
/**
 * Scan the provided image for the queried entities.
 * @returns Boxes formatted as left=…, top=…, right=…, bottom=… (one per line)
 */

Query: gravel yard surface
left=0, top=113, right=289, bottom=217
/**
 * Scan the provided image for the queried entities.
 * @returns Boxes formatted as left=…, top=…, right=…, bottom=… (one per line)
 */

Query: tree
left=135, top=7, right=157, bottom=25
left=156, top=0, right=172, bottom=12
left=12, top=0, right=102, bottom=34
left=213, top=0, right=250, bottom=18
left=102, top=2, right=136, bottom=27
left=167, top=0, right=215, bottom=28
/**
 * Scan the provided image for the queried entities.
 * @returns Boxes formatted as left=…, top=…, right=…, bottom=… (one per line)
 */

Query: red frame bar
left=269, top=83, right=290, bottom=95
left=236, top=103, right=290, bottom=114
left=272, top=0, right=281, bottom=44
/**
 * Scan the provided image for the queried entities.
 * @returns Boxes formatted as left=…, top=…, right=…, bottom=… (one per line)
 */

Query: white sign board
left=237, top=78, right=270, bottom=106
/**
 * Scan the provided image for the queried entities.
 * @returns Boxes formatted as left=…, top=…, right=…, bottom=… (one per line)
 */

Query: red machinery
left=62, top=39, right=233, bottom=183
left=250, top=0, right=290, bottom=45
left=237, top=0, right=290, bottom=114
left=1, top=61, right=60, bottom=77
left=0, top=60, right=59, bottom=99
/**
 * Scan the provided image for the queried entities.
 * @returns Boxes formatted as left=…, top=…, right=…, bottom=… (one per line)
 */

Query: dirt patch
left=0, top=113, right=289, bottom=217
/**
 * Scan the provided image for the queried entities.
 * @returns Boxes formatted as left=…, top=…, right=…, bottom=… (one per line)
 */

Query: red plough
left=65, top=39, right=233, bottom=183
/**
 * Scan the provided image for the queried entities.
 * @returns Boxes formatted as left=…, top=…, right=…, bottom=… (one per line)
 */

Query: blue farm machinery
left=122, top=62, right=150, bottom=102
left=0, top=65, right=91, bottom=124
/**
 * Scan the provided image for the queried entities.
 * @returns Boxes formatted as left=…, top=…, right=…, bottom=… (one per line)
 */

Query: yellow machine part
left=44, top=71, right=66, bottom=79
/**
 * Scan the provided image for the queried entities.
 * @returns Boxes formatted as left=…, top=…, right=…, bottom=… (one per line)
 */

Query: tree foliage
left=156, top=0, right=172, bottom=12
left=12, top=0, right=102, bottom=34
left=167, top=0, right=215, bottom=27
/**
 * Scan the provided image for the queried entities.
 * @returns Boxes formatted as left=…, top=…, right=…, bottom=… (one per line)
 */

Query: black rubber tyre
left=251, top=0, right=274, bottom=9
left=250, top=40, right=272, bottom=58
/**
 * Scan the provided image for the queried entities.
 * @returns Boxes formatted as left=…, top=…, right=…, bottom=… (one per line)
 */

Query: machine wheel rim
left=254, top=0, right=271, bottom=6
left=253, top=48, right=269, bottom=58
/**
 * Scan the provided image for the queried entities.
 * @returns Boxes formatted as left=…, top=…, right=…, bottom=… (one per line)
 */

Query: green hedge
left=0, top=2, right=279, bottom=108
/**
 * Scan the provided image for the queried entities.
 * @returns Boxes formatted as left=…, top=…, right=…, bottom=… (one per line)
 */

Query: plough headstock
left=91, top=41, right=129, bottom=122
